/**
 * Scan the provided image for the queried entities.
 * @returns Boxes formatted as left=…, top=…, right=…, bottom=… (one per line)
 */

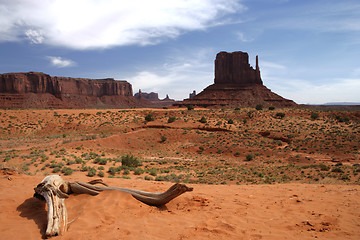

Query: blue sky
left=0, top=0, right=359, bottom=104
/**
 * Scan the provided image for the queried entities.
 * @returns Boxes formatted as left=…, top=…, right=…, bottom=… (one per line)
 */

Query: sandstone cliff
left=177, top=51, right=296, bottom=108
left=0, top=72, right=143, bottom=108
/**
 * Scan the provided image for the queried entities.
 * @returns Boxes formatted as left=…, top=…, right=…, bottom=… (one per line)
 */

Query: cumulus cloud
left=127, top=48, right=214, bottom=100
left=47, top=56, right=76, bottom=68
left=25, top=29, right=44, bottom=44
left=0, top=0, right=242, bottom=49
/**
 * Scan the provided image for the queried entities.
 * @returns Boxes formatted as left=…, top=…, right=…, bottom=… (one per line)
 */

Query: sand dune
left=1, top=174, right=359, bottom=240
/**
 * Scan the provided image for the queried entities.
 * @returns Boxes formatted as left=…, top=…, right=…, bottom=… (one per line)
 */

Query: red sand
left=1, top=174, right=359, bottom=240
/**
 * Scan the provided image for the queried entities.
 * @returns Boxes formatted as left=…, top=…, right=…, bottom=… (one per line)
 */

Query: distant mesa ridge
left=0, top=72, right=143, bottom=108
left=178, top=51, right=296, bottom=107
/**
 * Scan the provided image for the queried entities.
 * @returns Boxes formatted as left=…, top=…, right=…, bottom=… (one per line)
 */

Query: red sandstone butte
left=0, top=72, right=147, bottom=108
left=178, top=51, right=296, bottom=108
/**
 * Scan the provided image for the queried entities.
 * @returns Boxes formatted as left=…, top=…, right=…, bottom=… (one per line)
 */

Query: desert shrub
left=335, top=115, right=349, bottom=123
left=87, top=167, right=96, bottom=177
left=52, top=167, right=61, bottom=173
left=187, top=105, right=194, bottom=110
left=160, top=135, right=167, bottom=142
left=145, top=176, right=153, bottom=181
left=227, top=119, right=234, bottom=124
left=275, top=112, right=285, bottom=119
left=255, top=104, right=263, bottom=110
left=123, top=169, right=130, bottom=175
left=199, top=146, right=204, bottom=152
left=108, top=166, right=117, bottom=175
left=145, top=113, right=154, bottom=122
left=80, top=164, right=88, bottom=172
left=98, top=171, right=104, bottom=177
left=61, top=167, right=73, bottom=175
left=331, top=167, right=344, bottom=173
left=234, top=151, right=241, bottom=157
left=168, top=116, right=176, bottom=123
left=98, top=166, right=105, bottom=170
left=199, top=116, right=207, bottom=123
left=311, top=112, right=319, bottom=120
left=319, top=163, right=330, bottom=171
left=245, top=154, right=254, bottom=161
left=268, top=106, right=275, bottom=110
left=134, top=168, right=144, bottom=175
left=97, top=158, right=108, bottom=165
left=155, top=176, right=166, bottom=181
left=247, top=111, right=254, bottom=118
left=149, top=168, right=157, bottom=176
left=121, top=154, right=141, bottom=167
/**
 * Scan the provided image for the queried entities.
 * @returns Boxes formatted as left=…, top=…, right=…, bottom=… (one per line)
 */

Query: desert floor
left=0, top=107, right=359, bottom=239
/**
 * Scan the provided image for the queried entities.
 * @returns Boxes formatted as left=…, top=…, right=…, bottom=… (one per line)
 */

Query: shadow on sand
left=17, top=197, right=48, bottom=239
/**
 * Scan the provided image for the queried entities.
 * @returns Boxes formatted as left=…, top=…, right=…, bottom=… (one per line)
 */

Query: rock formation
left=134, top=89, right=177, bottom=107
left=177, top=51, right=296, bottom=108
left=189, top=90, right=196, bottom=99
left=0, top=72, right=144, bottom=108
left=134, top=89, right=160, bottom=101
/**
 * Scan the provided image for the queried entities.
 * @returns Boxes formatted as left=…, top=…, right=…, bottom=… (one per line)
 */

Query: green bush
left=227, top=119, right=234, bottom=124
left=145, top=176, right=153, bottom=181
left=245, top=154, right=254, bottom=161
left=319, top=163, right=330, bottom=171
left=168, top=116, right=176, bottom=123
left=255, top=104, right=263, bottom=110
left=121, top=154, right=141, bottom=167
left=98, top=171, right=105, bottom=177
left=275, top=112, right=285, bottom=119
left=199, top=116, right=207, bottom=123
left=268, top=106, right=275, bottom=110
left=311, top=112, right=319, bottom=120
left=331, top=167, right=344, bottom=173
left=87, top=167, right=96, bottom=177
left=108, top=166, right=118, bottom=175
left=134, top=168, right=144, bottom=175
left=160, top=135, right=167, bottom=142
left=149, top=168, right=157, bottom=176
left=145, top=113, right=155, bottom=122
left=62, top=167, right=73, bottom=175
left=187, top=105, right=194, bottom=110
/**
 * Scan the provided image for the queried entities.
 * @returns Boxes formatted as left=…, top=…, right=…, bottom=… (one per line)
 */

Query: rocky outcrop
left=176, top=51, right=296, bottom=108
left=0, top=72, right=143, bottom=108
left=215, top=51, right=262, bottom=86
left=134, top=89, right=177, bottom=108
left=134, top=90, right=159, bottom=101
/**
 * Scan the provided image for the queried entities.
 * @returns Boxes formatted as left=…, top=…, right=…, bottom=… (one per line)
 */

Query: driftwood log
left=34, top=175, right=193, bottom=237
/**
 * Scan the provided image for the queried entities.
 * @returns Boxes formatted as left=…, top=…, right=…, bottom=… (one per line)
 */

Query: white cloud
left=265, top=77, right=360, bottom=104
left=25, top=29, right=44, bottom=44
left=47, top=56, right=76, bottom=68
left=127, top=48, right=214, bottom=100
left=0, top=0, right=242, bottom=49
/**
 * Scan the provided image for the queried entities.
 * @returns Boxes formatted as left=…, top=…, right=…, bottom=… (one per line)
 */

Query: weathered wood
left=34, top=175, right=193, bottom=238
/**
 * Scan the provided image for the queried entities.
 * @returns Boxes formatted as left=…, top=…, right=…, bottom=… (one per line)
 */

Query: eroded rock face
left=0, top=72, right=140, bottom=108
left=177, top=51, right=296, bottom=108
left=214, top=51, right=262, bottom=86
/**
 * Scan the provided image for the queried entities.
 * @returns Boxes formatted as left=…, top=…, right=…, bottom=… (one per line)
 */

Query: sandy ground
left=1, top=173, right=359, bottom=240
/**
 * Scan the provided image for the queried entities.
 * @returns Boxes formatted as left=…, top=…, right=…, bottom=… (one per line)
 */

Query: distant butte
left=134, top=89, right=176, bottom=108
left=177, top=51, right=296, bottom=108
left=0, top=72, right=146, bottom=108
